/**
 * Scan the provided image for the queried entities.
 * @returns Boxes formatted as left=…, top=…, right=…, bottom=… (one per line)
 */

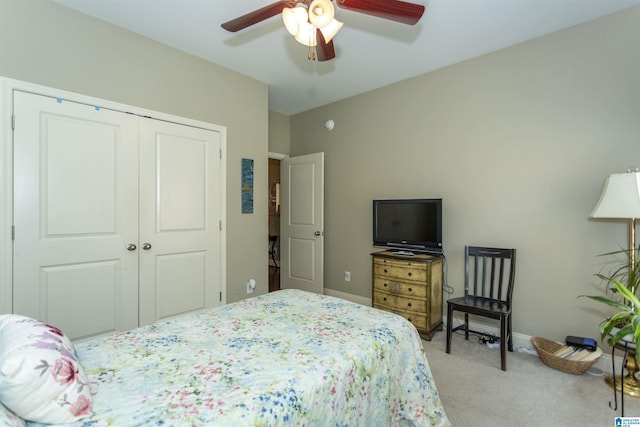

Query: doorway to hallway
left=268, top=156, right=282, bottom=292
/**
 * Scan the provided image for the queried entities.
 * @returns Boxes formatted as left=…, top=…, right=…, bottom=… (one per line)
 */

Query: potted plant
left=581, top=246, right=640, bottom=360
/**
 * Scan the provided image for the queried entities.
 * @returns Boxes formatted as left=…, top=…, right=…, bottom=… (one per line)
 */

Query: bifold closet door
left=13, top=91, right=140, bottom=341
left=13, top=92, right=223, bottom=340
left=138, top=119, right=222, bottom=325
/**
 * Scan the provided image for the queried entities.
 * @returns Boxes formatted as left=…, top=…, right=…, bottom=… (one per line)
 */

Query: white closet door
left=138, top=118, right=222, bottom=325
left=13, top=91, right=139, bottom=341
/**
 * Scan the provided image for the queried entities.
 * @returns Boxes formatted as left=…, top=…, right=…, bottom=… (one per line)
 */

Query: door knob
left=142, top=243, right=152, bottom=250
left=314, top=231, right=321, bottom=236
left=127, top=243, right=137, bottom=251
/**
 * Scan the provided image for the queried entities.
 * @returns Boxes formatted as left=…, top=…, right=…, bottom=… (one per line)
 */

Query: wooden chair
left=446, top=246, right=517, bottom=371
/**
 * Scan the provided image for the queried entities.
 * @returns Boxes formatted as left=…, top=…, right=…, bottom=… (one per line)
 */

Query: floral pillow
left=0, top=315, right=93, bottom=423
left=0, top=402, right=26, bottom=427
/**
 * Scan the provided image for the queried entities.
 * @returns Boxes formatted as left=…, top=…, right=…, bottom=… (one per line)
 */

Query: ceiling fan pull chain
left=307, top=26, right=317, bottom=60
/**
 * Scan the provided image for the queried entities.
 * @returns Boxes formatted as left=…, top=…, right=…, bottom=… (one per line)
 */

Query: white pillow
left=0, top=315, right=93, bottom=423
left=0, top=402, right=26, bottom=427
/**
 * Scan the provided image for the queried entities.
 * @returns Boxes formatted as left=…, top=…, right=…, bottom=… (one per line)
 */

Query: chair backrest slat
left=489, top=257, right=496, bottom=298
left=499, top=257, right=507, bottom=298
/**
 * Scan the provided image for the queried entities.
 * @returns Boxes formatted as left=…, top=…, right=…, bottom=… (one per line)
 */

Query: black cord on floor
left=449, top=315, right=500, bottom=345
left=441, top=252, right=454, bottom=295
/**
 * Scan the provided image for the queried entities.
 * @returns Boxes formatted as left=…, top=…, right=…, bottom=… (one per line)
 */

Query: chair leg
left=446, top=304, right=453, bottom=354
left=507, top=314, right=513, bottom=352
left=500, top=316, right=507, bottom=371
left=464, top=313, right=469, bottom=340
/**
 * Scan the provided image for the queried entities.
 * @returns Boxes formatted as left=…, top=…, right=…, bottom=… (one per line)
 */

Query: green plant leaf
left=582, top=246, right=640, bottom=349
left=612, top=279, right=640, bottom=308
left=580, top=294, right=631, bottom=312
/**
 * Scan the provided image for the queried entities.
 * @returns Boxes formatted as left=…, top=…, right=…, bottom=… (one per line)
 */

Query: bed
left=0, top=289, right=450, bottom=427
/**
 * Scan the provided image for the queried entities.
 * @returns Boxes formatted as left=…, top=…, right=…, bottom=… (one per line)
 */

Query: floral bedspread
left=29, top=289, right=450, bottom=427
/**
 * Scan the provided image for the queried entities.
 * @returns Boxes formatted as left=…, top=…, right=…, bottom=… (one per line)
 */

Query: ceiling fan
left=221, top=0, right=425, bottom=61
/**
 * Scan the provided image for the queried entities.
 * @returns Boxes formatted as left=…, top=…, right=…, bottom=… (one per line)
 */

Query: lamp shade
left=309, top=0, right=334, bottom=28
left=591, top=171, right=640, bottom=219
left=319, top=18, right=343, bottom=43
left=294, top=20, right=317, bottom=46
left=282, top=6, right=308, bottom=36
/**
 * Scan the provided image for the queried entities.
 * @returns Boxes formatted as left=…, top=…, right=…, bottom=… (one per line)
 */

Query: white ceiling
left=53, top=0, right=640, bottom=116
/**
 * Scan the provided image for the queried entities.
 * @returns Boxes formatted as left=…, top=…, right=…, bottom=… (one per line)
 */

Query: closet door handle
left=142, top=243, right=152, bottom=250
left=127, top=243, right=137, bottom=251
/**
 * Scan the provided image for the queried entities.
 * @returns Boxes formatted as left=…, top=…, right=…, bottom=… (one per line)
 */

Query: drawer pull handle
left=383, top=283, right=388, bottom=287
left=408, top=303, right=412, bottom=307
left=408, top=287, right=412, bottom=292
left=384, top=269, right=388, bottom=273
left=408, top=272, right=412, bottom=277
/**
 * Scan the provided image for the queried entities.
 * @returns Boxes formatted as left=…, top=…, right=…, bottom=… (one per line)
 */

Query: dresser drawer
left=372, top=261, right=427, bottom=282
left=372, top=291, right=427, bottom=313
left=373, top=304, right=428, bottom=330
left=373, top=277, right=427, bottom=298
left=397, top=311, right=428, bottom=330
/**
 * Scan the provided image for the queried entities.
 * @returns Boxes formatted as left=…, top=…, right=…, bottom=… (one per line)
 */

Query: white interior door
left=280, top=152, right=324, bottom=294
left=13, top=91, right=139, bottom=341
left=138, top=119, right=222, bottom=325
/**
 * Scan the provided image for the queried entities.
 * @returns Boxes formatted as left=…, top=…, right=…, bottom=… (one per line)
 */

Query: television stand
left=371, top=250, right=444, bottom=340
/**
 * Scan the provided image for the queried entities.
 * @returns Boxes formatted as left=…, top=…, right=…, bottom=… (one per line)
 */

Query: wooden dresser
left=371, top=251, right=444, bottom=340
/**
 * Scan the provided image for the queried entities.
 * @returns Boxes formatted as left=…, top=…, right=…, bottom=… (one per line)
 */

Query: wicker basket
left=531, top=336, right=602, bottom=375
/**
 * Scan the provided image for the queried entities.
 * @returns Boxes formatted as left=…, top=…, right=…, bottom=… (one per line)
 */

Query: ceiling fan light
left=282, top=8, right=298, bottom=36
left=294, top=21, right=317, bottom=47
left=282, top=6, right=308, bottom=36
left=319, top=18, right=343, bottom=43
left=308, top=0, right=334, bottom=28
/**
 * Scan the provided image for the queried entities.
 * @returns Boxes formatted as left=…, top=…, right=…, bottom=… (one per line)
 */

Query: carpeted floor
left=422, top=331, right=640, bottom=426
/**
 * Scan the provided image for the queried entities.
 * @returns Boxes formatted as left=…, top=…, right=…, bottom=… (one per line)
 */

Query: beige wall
left=0, top=0, right=269, bottom=303
left=268, top=111, right=291, bottom=155
left=290, top=7, right=640, bottom=342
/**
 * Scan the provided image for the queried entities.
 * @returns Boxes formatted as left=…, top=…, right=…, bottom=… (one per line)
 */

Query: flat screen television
left=373, top=198, right=443, bottom=253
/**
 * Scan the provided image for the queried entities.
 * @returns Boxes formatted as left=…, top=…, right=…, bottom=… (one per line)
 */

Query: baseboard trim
left=323, top=288, right=617, bottom=374
left=324, top=288, right=372, bottom=306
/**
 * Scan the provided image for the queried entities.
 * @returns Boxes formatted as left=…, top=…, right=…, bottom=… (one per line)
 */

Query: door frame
left=0, top=77, right=227, bottom=314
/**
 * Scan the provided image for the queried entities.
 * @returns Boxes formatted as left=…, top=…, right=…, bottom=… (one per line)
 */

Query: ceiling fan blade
left=316, top=29, right=336, bottom=62
left=221, top=0, right=297, bottom=32
left=336, top=0, right=425, bottom=25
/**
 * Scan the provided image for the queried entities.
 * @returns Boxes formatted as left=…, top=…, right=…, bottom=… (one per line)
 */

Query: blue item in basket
left=565, top=336, right=597, bottom=351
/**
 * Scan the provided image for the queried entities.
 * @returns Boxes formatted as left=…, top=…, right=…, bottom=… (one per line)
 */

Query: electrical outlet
left=344, top=271, right=351, bottom=282
left=246, top=279, right=256, bottom=294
